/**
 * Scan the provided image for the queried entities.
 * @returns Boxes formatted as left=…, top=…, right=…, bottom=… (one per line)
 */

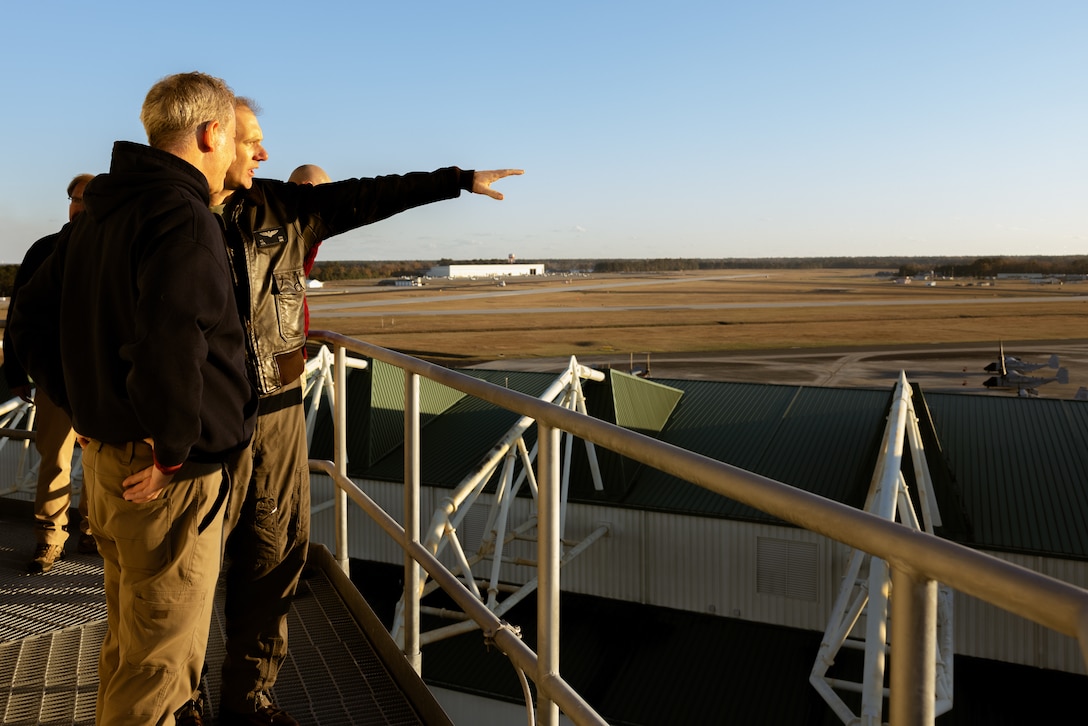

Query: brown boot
left=27, top=543, right=65, bottom=574
left=77, top=533, right=99, bottom=556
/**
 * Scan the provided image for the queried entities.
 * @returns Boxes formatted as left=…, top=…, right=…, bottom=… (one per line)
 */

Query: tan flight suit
left=32, top=391, right=90, bottom=546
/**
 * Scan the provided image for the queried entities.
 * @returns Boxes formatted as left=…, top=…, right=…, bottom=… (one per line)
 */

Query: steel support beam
left=404, top=372, right=422, bottom=673
left=333, top=344, right=349, bottom=574
left=890, top=567, right=938, bottom=726
left=538, top=424, right=561, bottom=726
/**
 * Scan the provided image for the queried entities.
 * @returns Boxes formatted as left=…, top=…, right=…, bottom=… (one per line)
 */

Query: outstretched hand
left=472, top=169, right=524, bottom=200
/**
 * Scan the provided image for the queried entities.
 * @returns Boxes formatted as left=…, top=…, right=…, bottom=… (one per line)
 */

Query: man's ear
left=198, top=120, right=220, bottom=152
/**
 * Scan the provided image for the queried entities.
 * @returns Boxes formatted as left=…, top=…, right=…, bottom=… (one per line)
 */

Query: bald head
left=288, top=164, right=331, bottom=186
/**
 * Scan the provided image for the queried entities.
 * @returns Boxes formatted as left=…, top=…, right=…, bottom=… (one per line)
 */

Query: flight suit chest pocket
left=272, top=268, right=306, bottom=344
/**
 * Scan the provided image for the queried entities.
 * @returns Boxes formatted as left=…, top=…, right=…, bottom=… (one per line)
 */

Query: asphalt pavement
left=470, top=340, right=1088, bottom=399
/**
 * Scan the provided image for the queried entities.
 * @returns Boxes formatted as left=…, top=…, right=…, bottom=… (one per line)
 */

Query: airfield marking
left=310, top=294, right=1088, bottom=318
left=307, top=273, right=768, bottom=312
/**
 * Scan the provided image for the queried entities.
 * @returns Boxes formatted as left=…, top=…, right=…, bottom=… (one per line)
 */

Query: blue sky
left=1, top=2, right=1085, bottom=263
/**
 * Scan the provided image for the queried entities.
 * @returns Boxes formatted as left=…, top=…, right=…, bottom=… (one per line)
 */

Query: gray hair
left=235, top=96, right=262, bottom=116
left=140, top=71, right=235, bottom=151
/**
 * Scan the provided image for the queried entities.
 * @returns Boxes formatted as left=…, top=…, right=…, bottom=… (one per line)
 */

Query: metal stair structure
left=0, top=498, right=452, bottom=726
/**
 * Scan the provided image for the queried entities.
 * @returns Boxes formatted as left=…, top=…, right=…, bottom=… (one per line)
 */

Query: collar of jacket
left=227, top=179, right=272, bottom=210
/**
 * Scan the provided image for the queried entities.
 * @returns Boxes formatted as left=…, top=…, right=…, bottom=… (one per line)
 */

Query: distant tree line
left=587, top=256, right=1088, bottom=277
left=590, top=256, right=961, bottom=272
left=897, top=256, right=1088, bottom=278
left=309, top=260, right=429, bottom=281
left=310, top=258, right=552, bottom=281
left=590, top=256, right=1088, bottom=276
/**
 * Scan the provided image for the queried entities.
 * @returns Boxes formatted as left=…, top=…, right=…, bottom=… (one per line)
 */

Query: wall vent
left=756, top=537, right=818, bottom=601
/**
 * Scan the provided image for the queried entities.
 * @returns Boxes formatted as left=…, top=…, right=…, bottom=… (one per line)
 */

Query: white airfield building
left=427, top=263, right=545, bottom=279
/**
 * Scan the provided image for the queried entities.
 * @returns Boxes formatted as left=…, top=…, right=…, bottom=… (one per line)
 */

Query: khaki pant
left=220, top=377, right=310, bottom=712
left=84, top=440, right=232, bottom=726
left=32, top=391, right=88, bottom=546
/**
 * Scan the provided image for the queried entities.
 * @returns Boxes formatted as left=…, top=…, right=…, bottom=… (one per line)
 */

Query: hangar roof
left=923, top=391, right=1088, bottom=558
left=311, top=359, right=1088, bottom=561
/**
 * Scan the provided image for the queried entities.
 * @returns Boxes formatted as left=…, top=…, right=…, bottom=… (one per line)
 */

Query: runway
left=308, top=279, right=1088, bottom=319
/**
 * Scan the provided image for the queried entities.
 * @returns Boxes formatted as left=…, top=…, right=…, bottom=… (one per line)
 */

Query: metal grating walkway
left=0, top=499, right=452, bottom=726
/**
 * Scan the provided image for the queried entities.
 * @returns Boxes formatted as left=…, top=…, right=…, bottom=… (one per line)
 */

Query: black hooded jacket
left=9, top=141, right=257, bottom=467
left=3, top=230, right=62, bottom=390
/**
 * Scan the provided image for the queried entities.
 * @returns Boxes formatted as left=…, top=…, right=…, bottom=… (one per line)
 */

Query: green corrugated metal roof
left=334, top=361, right=1088, bottom=561
left=923, top=392, right=1088, bottom=558
left=369, top=359, right=467, bottom=465
left=362, top=369, right=557, bottom=486
left=627, top=383, right=890, bottom=522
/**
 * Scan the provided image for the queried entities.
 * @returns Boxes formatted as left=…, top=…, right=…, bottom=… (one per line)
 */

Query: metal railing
left=308, top=330, right=1088, bottom=726
left=0, top=397, right=38, bottom=496
left=5, top=330, right=1082, bottom=725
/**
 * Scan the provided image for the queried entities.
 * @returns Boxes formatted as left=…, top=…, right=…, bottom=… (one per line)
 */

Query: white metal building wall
left=951, top=552, right=1088, bottom=675
left=427, top=264, right=545, bottom=278
left=310, top=479, right=836, bottom=624
left=309, top=476, right=1087, bottom=676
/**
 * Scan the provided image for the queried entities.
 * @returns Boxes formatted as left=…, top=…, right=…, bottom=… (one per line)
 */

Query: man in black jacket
left=209, top=97, right=520, bottom=726
left=9, top=71, right=257, bottom=726
left=3, top=173, right=98, bottom=572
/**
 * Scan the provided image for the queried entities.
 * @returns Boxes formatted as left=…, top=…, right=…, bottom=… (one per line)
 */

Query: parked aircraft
left=982, top=343, right=1068, bottom=396
left=984, top=367, right=1069, bottom=395
left=983, top=350, right=1060, bottom=374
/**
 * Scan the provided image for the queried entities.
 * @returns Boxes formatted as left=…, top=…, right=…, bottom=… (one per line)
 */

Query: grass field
left=308, top=269, right=1088, bottom=365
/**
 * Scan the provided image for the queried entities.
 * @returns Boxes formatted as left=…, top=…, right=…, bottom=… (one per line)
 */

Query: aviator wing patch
left=254, top=227, right=288, bottom=248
